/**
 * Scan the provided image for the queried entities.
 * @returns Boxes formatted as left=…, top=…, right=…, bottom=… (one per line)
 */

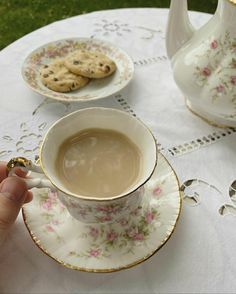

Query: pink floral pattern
left=118, top=218, right=129, bottom=226
left=133, top=233, right=144, bottom=241
left=202, top=67, right=211, bottom=77
left=41, top=191, right=66, bottom=214
left=41, top=192, right=58, bottom=210
left=194, top=31, right=236, bottom=107
left=40, top=189, right=159, bottom=257
left=59, top=189, right=143, bottom=223
left=46, top=225, right=55, bottom=232
left=215, top=85, right=225, bottom=94
left=106, top=231, right=118, bottom=242
left=194, top=65, right=212, bottom=85
left=89, top=227, right=99, bottom=239
left=231, top=76, right=236, bottom=85
left=96, top=205, right=120, bottom=213
left=68, top=248, right=109, bottom=259
left=38, top=190, right=66, bottom=240
left=231, top=58, right=236, bottom=68
left=210, top=40, right=218, bottom=49
left=97, top=215, right=113, bottom=222
left=145, top=211, right=155, bottom=224
left=153, top=186, right=162, bottom=196
left=89, top=249, right=101, bottom=257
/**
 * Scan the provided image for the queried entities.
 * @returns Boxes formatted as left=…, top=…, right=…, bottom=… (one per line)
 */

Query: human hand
left=0, top=162, right=33, bottom=246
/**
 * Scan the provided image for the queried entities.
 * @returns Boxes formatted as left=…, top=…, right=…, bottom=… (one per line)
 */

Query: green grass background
left=0, top=0, right=218, bottom=50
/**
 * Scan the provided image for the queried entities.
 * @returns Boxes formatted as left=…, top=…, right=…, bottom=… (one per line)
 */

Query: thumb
left=0, top=177, right=28, bottom=245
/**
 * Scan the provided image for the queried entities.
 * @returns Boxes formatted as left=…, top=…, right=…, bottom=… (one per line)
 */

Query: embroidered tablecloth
left=1, top=8, right=236, bottom=294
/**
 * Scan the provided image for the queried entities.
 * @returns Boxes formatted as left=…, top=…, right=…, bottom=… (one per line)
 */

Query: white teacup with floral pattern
left=7, top=107, right=157, bottom=223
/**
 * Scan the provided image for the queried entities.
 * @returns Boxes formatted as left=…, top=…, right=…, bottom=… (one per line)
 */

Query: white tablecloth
left=1, top=7, right=236, bottom=294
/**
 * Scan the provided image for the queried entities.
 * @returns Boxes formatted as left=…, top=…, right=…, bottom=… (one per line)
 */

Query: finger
left=0, top=162, right=8, bottom=182
left=14, top=167, right=28, bottom=178
left=24, top=191, right=33, bottom=203
left=0, top=177, right=28, bottom=232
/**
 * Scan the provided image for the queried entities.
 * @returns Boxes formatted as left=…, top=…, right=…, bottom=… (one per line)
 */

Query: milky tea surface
left=56, top=128, right=142, bottom=197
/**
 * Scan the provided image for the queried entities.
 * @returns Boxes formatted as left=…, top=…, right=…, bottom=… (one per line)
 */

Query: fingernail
left=0, top=177, right=27, bottom=202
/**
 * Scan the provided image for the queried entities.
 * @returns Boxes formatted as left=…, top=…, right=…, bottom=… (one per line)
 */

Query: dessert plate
left=22, top=153, right=181, bottom=272
left=22, top=38, right=134, bottom=102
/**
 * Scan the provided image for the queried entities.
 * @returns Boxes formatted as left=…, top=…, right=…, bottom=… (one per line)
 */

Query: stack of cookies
left=40, top=50, right=117, bottom=93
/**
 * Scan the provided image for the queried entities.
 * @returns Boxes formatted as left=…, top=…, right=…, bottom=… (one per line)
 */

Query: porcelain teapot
left=166, top=0, right=236, bottom=127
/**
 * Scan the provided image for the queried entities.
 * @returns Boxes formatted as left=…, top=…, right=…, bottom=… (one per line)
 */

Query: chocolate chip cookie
left=40, top=59, right=89, bottom=92
left=64, top=50, right=116, bottom=79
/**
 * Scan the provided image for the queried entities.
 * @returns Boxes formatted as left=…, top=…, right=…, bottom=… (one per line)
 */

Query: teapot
left=166, top=0, right=236, bottom=127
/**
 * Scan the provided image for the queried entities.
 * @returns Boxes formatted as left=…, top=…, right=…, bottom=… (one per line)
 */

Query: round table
left=1, top=8, right=236, bottom=294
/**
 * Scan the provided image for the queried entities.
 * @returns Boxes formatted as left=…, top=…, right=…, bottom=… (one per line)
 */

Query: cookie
left=64, top=50, right=116, bottom=79
left=40, top=59, right=89, bottom=92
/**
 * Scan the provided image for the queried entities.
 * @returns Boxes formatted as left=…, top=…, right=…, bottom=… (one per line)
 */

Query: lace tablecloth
left=1, top=8, right=236, bottom=294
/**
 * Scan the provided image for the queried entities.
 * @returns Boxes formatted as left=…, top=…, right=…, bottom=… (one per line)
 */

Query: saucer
left=22, top=153, right=181, bottom=272
left=22, top=38, right=134, bottom=102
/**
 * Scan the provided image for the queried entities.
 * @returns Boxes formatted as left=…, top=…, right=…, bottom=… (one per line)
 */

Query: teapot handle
left=7, top=157, right=56, bottom=191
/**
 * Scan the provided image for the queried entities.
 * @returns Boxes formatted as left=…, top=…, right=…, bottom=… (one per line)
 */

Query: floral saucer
left=22, top=38, right=134, bottom=102
left=22, top=153, right=181, bottom=272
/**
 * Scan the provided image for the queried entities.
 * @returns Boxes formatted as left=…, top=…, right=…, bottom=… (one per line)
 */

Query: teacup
left=7, top=107, right=157, bottom=223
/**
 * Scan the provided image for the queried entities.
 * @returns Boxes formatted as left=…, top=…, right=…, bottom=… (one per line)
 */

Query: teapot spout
left=166, top=0, right=195, bottom=59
